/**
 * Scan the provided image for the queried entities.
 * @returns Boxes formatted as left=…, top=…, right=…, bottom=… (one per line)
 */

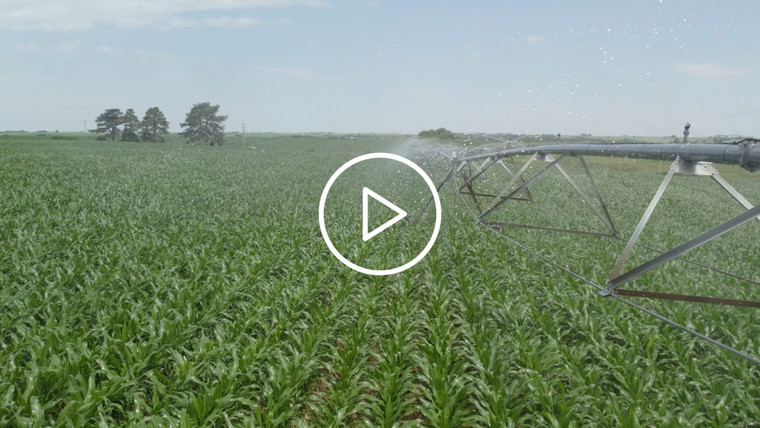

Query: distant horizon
left=3, top=128, right=751, bottom=140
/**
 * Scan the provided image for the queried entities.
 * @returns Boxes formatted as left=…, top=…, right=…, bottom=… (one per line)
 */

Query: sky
left=1, top=0, right=759, bottom=136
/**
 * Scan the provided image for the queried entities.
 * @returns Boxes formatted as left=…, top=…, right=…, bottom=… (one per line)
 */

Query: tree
left=180, top=102, right=227, bottom=146
left=121, top=108, right=141, bottom=142
left=419, top=128, right=455, bottom=140
left=140, top=107, right=170, bottom=143
left=95, top=108, right=124, bottom=141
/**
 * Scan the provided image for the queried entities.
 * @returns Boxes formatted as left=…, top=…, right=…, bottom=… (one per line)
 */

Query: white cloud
left=205, top=15, right=259, bottom=28
left=0, top=0, right=328, bottom=31
left=165, top=15, right=258, bottom=29
left=673, top=63, right=751, bottom=78
left=164, top=17, right=199, bottom=29
left=96, top=45, right=123, bottom=55
left=523, top=35, right=542, bottom=43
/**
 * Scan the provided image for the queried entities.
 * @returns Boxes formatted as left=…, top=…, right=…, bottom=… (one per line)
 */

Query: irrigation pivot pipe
left=457, top=140, right=760, bottom=172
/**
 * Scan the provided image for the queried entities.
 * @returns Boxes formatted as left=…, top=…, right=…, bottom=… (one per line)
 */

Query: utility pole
left=84, top=120, right=87, bottom=133
left=242, top=122, right=246, bottom=134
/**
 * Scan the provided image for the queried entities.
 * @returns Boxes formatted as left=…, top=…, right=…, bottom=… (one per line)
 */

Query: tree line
left=94, top=107, right=169, bottom=142
left=93, top=102, right=227, bottom=146
left=418, top=128, right=455, bottom=140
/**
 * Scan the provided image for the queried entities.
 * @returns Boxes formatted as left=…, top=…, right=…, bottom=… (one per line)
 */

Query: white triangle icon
left=362, top=187, right=407, bottom=241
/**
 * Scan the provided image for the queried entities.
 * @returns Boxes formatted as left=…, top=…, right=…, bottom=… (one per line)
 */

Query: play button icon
left=362, top=187, right=407, bottom=241
left=319, top=152, right=442, bottom=276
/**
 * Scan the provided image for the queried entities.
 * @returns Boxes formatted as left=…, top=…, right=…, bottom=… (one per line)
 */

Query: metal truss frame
left=420, top=140, right=760, bottom=363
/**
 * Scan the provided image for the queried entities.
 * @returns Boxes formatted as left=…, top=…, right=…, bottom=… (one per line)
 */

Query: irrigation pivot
left=421, top=138, right=760, bottom=364
left=457, top=140, right=760, bottom=171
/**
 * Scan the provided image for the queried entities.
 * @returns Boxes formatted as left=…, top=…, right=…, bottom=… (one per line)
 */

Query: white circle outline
left=319, top=153, right=442, bottom=276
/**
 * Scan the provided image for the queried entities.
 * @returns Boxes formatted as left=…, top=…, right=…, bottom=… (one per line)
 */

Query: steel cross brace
left=605, top=157, right=680, bottom=286
left=603, top=204, right=760, bottom=293
left=416, top=159, right=465, bottom=221
left=601, top=157, right=760, bottom=296
left=457, top=157, right=499, bottom=193
left=479, top=153, right=547, bottom=218
left=553, top=157, right=617, bottom=235
left=475, top=153, right=617, bottom=237
left=457, top=158, right=534, bottom=211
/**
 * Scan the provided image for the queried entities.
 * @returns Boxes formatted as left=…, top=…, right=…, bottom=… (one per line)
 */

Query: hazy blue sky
left=2, top=1, right=758, bottom=136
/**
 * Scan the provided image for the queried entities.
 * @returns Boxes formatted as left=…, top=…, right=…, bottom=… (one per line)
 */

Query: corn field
left=1, top=133, right=759, bottom=426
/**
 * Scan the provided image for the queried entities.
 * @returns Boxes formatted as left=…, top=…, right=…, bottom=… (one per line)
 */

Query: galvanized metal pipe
left=458, top=142, right=760, bottom=172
